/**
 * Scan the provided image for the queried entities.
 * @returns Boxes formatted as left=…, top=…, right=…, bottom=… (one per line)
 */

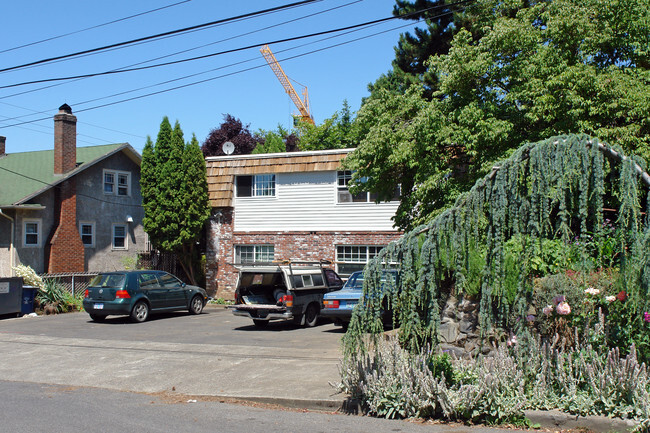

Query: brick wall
left=48, top=179, right=85, bottom=273
left=205, top=207, right=402, bottom=299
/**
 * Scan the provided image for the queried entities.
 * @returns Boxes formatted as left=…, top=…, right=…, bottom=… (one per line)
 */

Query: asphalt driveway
left=0, top=306, right=347, bottom=409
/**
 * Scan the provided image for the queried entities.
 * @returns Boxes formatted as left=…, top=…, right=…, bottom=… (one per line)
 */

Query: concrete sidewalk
left=0, top=330, right=345, bottom=410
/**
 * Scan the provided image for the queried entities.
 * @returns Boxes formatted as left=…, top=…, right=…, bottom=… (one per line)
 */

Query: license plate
left=94, top=303, right=104, bottom=310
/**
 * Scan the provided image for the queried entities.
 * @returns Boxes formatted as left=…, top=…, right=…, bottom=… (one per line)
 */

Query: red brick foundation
left=205, top=208, right=402, bottom=299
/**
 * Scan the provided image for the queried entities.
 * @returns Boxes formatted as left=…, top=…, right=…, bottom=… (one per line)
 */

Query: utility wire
left=0, top=0, right=472, bottom=90
left=0, top=7, right=465, bottom=129
left=0, top=0, right=363, bottom=107
left=0, top=0, right=322, bottom=74
left=0, top=0, right=193, bottom=55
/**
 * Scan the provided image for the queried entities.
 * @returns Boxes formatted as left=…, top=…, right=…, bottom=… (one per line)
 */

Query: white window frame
left=235, top=245, right=275, bottom=263
left=337, top=170, right=399, bottom=204
left=79, top=221, right=95, bottom=248
left=112, top=224, right=128, bottom=250
left=103, top=169, right=131, bottom=197
left=23, top=219, right=41, bottom=247
left=336, top=245, right=385, bottom=276
left=235, top=174, right=276, bottom=198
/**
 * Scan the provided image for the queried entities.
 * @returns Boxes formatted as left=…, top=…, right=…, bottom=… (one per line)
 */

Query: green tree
left=141, top=117, right=210, bottom=285
left=369, top=0, right=470, bottom=97
left=347, top=0, right=650, bottom=230
left=253, top=125, right=299, bottom=154
left=297, top=100, right=360, bottom=151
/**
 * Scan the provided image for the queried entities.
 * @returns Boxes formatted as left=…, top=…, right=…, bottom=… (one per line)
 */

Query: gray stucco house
left=0, top=104, right=146, bottom=276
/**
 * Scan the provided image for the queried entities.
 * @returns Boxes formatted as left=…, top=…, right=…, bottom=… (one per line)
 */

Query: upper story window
left=236, top=174, right=275, bottom=197
left=23, top=219, right=41, bottom=247
left=337, top=171, right=399, bottom=203
left=104, top=170, right=131, bottom=196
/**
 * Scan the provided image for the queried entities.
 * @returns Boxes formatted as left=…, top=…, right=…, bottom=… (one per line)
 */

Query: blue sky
left=0, top=0, right=419, bottom=154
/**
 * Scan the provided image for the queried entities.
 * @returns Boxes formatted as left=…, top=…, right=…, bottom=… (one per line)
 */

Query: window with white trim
left=103, top=170, right=131, bottom=196
left=336, top=245, right=385, bottom=276
left=79, top=222, right=95, bottom=247
left=23, top=219, right=41, bottom=247
left=112, top=224, right=127, bottom=250
left=236, top=174, right=275, bottom=197
left=235, top=245, right=275, bottom=263
left=337, top=171, right=399, bottom=203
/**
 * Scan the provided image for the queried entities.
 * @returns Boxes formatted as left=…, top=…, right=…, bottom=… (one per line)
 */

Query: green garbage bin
left=21, top=286, right=38, bottom=314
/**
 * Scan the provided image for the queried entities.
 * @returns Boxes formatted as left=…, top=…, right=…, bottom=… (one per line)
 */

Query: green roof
left=0, top=144, right=129, bottom=206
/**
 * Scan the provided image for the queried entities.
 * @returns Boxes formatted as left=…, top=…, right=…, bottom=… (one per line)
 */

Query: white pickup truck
left=228, top=260, right=344, bottom=327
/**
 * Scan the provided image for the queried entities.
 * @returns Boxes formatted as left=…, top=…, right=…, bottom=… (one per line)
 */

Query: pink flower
left=606, top=296, right=616, bottom=303
left=552, top=295, right=566, bottom=306
left=507, top=335, right=517, bottom=347
left=616, top=291, right=627, bottom=302
left=556, top=302, right=571, bottom=315
left=644, top=312, right=650, bottom=323
left=543, top=305, right=553, bottom=316
left=526, top=314, right=536, bottom=322
left=584, top=287, right=600, bottom=296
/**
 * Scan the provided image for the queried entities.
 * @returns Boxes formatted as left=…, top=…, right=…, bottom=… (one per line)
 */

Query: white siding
left=234, top=171, right=398, bottom=232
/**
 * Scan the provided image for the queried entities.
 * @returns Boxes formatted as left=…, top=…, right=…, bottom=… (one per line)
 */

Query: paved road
left=2, top=380, right=517, bottom=433
left=0, top=307, right=347, bottom=408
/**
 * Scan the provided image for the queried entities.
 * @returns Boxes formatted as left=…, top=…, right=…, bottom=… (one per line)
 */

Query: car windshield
left=343, top=273, right=364, bottom=290
left=89, top=274, right=126, bottom=288
left=344, top=271, right=397, bottom=290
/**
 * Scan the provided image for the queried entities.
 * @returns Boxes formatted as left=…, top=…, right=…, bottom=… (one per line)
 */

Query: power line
left=0, top=0, right=322, bottom=74
left=0, top=0, right=192, bottom=55
left=0, top=0, right=471, bottom=90
left=0, top=7, right=465, bottom=130
left=0, top=0, right=363, bottom=99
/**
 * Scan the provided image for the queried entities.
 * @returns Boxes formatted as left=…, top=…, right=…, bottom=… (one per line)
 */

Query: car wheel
left=304, top=303, right=319, bottom=327
left=253, top=319, right=269, bottom=328
left=189, top=295, right=204, bottom=315
left=89, top=314, right=106, bottom=322
left=341, top=321, right=349, bottom=331
left=131, top=301, right=149, bottom=323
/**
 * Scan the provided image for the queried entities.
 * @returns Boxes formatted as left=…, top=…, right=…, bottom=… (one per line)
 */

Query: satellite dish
left=222, top=141, right=235, bottom=155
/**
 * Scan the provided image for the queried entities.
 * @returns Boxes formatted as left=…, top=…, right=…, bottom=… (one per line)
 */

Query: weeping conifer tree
left=344, top=134, right=650, bottom=358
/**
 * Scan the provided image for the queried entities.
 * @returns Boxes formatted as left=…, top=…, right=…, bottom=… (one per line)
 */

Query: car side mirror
left=181, top=282, right=186, bottom=288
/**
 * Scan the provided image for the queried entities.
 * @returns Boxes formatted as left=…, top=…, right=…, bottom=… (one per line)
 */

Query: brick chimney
left=54, top=103, right=77, bottom=175
left=0, top=136, right=5, bottom=156
left=48, top=104, right=85, bottom=273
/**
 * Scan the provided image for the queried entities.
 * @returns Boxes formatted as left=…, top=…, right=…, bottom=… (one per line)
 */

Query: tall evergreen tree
left=141, top=118, right=210, bottom=285
left=369, top=0, right=470, bottom=97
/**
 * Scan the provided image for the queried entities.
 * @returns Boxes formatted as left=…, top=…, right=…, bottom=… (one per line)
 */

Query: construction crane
left=260, top=44, right=314, bottom=125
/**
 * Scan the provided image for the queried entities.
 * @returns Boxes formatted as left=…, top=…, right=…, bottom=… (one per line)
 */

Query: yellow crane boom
left=260, top=44, right=314, bottom=125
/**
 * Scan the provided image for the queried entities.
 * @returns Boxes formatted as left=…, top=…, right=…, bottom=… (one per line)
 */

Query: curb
left=524, top=410, right=640, bottom=433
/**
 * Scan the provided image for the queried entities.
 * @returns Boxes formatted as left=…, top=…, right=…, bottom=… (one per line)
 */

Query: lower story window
left=79, top=222, right=94, bottom=247
left=336, top=245, right=384, bottom=276
left=112, top=224, right=127, bottom=250
left=235, top=245, right=274, bottom=263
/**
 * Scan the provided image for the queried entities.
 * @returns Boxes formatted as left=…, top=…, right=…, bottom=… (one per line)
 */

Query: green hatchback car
left=82, top=270, right=208, bottom=323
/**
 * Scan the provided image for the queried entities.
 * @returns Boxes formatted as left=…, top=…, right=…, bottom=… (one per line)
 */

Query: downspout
left=0, top=209, right=15, bottom=274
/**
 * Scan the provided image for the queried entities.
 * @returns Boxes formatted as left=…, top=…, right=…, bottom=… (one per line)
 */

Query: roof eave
left=14, top=143, right=140, bottom=205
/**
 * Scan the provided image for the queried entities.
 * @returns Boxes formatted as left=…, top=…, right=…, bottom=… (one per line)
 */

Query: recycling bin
left=21, top=285, right=38, bottom=314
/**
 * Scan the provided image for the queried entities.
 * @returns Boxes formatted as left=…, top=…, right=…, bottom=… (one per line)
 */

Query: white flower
left=584, top=287, right=600, bottom=296
left=606, top=295, right=616, bottom=303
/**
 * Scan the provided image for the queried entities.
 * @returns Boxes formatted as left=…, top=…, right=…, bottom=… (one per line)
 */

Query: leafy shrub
left=36, top=280, right=82, bottom=313
left=338, top=332, right=650, bottom=423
